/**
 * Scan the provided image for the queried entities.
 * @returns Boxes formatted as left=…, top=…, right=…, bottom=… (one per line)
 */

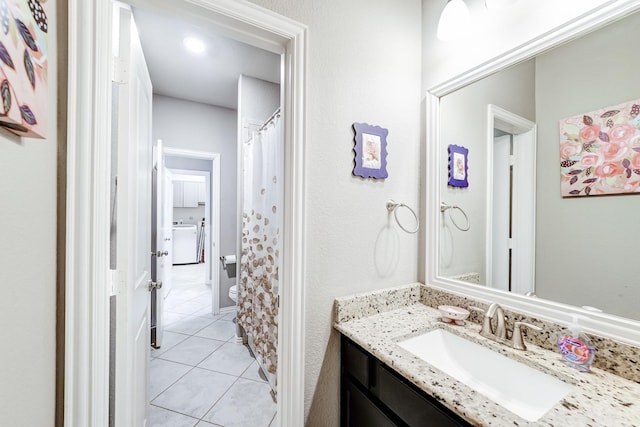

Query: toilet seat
left=229, top=285, right=238, bottom=303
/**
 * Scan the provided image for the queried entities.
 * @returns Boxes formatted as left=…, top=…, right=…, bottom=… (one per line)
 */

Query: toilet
left=229, top=285, right=242, bottom=338
left=228, top=285, right=238, bottom=303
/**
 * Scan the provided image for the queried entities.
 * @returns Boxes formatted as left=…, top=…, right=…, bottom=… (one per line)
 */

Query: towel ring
left=387, top=200, right=419, bottom=234
left=440, top=202, right=470, bottom=231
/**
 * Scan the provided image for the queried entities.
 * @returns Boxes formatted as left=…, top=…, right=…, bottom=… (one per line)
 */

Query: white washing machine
left=172, top=224, right=198, bottom=264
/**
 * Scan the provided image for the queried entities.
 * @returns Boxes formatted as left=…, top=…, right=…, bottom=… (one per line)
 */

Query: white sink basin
left=397, top=328, right=573, bottom=422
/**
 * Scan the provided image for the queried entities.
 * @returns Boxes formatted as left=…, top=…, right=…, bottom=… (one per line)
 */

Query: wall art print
left=352, top=122, right=388, bottom=179
left=559, top=98, right=640, bottom=197
left=448, top=144, right=468, bottom=188
left=0, top=0, right=48, bottom=138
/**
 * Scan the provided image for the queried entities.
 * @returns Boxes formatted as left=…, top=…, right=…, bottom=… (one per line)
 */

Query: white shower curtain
left=239, top=111, right=282, bottom=386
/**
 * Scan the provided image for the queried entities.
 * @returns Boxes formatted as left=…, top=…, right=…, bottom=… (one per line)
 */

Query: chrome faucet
left=471, top=303, right=506, bottom=340
left=512, top=321, right=542, bottom=351
left=470, top=304, right=542, bottom=350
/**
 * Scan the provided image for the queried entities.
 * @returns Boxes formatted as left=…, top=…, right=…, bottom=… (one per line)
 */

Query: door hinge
left=148, top=280, right=163, bottom=291
left=112, top=57, right=129, bottom=83
left=152, top=250, right=169, bottom=257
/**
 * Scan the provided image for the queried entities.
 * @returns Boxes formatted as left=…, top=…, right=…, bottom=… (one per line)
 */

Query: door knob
left=152, top=250, right=169, bottom=257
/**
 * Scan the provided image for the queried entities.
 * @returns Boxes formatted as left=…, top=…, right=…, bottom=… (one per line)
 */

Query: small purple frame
left=448, top=144, right=469, bottom=188
left=353, top=122, right=388, bottom=179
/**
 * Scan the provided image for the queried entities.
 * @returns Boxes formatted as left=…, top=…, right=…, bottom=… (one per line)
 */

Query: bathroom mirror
left=426, top=2, right=640, bottom=341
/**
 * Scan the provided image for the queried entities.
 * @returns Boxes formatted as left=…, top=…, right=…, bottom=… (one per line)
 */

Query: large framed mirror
left=426, top=0, right=640, bottom=343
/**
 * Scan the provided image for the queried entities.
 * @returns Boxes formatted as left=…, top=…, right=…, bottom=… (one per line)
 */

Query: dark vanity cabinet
left=341, top=335, right=471, bottom=427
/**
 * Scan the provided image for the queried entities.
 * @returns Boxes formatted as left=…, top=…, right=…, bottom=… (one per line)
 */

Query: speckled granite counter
left=334, top=283, right=640, bottom=426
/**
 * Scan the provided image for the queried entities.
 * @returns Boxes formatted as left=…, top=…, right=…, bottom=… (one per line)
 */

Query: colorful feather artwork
left=0, top=0, right=48, bottom=138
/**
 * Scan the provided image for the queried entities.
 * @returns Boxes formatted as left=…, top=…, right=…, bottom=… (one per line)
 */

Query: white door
left=151, top=140, right=172, bottom=349
left=114, top=4, right=153, bottom=426
left=491, top=133, right=511, bottom=291
left=511, top=129, right=536, bottom=295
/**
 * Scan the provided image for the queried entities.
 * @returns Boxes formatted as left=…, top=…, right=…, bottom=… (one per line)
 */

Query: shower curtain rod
left=257, top=107, right=281, bottom=133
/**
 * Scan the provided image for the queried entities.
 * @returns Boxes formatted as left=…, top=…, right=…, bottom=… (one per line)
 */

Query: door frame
left=485, top=104, right=536, bottom=295
left=164, top=148, right=222, bottom=314
left=65, top=1, right=307, bottom=426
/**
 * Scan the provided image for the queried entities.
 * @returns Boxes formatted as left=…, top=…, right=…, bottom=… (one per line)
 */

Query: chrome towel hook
left=387, top=200, right=419, bottom=234
left=440, top=202, right=470, bottom=231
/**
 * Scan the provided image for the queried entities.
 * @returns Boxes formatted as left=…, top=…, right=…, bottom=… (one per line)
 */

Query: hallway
left=149, top=264, right=277, bottom=427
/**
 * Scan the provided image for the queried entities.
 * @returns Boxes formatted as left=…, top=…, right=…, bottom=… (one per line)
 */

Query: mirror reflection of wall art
left=0, top=0, right=48, bottom=138
left=559, top=98, right=640, bottom=197
left=448, top=144, right=468, bottom=188
left=352, top=122, right=388, bottom=179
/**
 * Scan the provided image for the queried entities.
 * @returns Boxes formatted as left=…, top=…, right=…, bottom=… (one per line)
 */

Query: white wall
left=248, top=1, right=422, bottom=424
left=422, top=0, right=612, bottom=91
left=173, top=206, right=206, bottom=226
left=0, top=2, right=58, bottom=425
left=153, top=95, right=237, bottom=307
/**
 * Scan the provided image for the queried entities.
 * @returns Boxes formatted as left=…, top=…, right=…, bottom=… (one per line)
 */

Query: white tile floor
left=150, top=263, right=277, bottom=427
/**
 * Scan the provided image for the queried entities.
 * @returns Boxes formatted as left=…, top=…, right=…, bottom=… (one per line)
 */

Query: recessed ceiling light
left=183, top=37, right=206, bottom=54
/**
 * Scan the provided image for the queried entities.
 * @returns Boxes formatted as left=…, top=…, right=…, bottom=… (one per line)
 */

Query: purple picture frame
left=448, top=144, right=469, bottom=187
left=353, top=122, right=388, bottom=179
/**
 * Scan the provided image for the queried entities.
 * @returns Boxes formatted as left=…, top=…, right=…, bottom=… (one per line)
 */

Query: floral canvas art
left=0, top=0, right=48, bottom=138
left=559, top=98, right=640, bottom=197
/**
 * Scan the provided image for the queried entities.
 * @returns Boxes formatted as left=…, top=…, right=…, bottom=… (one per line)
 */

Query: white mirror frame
left=425, top=0, right=640, bottom=345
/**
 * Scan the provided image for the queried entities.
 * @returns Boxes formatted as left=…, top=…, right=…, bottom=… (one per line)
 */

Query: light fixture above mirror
left=438, top=0, right=516, bottom=41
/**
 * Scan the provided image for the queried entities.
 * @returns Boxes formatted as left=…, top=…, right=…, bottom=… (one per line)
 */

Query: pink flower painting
left=559, top=98, right=640, bottom=197
left=0, top=0, right=48, bottom=138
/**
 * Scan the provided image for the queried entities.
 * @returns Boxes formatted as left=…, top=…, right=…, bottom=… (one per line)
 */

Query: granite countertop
left=334, top=301, right=640, bottom=426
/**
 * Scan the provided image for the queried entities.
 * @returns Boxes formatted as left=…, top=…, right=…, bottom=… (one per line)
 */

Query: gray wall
left=238, top=75, right=280, bottom=131
left=534, top=11, right=640, bottom=317
left=154, top=96, right=238, bottom=308
left=439, top=60, right=535, bottom=282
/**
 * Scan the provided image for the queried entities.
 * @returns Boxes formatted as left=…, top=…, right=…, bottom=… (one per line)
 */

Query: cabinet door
left=182, top=182, right=199, bottom=207
left=343, top=379, right=396, bottom=427
left=172, top=181, right=183, bottom=207
left=375, top=363, right=467, bottom=427
left=197, top=182, right=206, bottom=204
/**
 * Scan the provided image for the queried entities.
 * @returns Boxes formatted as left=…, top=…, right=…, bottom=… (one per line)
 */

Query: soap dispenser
left=557, top=315, right=595, bottom=372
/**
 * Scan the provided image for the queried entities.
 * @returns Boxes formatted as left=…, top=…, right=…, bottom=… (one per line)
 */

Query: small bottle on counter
left=557, top=315, right=595, bottom=372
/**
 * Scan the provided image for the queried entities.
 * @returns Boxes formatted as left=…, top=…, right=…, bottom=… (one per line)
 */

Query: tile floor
left=150, top=263, right=277, bottom=427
